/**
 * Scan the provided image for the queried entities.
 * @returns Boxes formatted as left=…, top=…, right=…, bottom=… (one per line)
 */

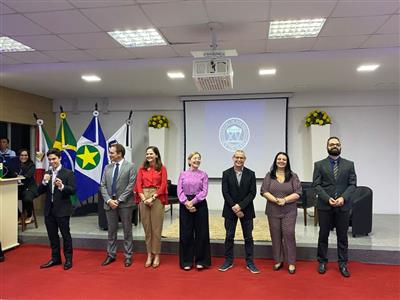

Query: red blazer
left=134, top=165, right=168, bottom=204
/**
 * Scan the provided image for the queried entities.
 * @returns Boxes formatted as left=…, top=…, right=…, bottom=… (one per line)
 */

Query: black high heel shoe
left=273, top=262, right=283, bottom=271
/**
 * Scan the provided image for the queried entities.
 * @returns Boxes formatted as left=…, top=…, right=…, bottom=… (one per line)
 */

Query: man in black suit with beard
left=38, top=148, right=76, bottom=270
left=219, top=150, right=259, bottom=274
left=313, top=137, right=357, bottom=278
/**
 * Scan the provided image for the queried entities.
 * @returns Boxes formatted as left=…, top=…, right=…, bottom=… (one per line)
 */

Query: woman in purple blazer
left=177, top=151, right=211, bottom=270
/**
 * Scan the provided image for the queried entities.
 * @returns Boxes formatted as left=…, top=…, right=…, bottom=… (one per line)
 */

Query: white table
left=0, top=176, right=24, bottom=250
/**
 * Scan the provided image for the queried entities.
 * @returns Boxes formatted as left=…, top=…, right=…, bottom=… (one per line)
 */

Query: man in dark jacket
left=313, top=137, right=357, bottom=278
left=38, top=148, right=76, bottom=270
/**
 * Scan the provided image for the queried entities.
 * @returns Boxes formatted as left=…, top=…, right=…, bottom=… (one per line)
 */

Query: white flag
left=107, top=119, right=133, bottom=163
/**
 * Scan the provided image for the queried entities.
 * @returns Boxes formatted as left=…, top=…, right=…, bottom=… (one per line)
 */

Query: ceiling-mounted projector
left=193, top=58, right=233, bottom=91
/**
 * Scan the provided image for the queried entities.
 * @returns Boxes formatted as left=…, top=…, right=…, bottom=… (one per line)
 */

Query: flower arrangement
left=148, top=114, right=169, bottom=129
left=305, top=109, right=331, bottom=127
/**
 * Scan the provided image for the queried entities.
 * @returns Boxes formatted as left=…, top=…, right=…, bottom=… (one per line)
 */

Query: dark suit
left=312, top=157, right=357, bottom=265
left=38, top=167, right=76, bottom=262
left=222, top=167, right=256, bottom=264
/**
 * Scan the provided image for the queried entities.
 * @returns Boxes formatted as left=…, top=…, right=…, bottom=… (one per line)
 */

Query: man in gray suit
left=313, top=137, right=357, bottom=278
left=100, top=143, right=136, bottom=267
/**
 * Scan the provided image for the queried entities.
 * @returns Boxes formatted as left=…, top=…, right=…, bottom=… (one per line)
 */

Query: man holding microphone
left=38, top=148, right=76, bottom=270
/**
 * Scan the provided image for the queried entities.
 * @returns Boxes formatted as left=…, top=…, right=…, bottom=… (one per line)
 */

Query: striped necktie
left=333, top=160, right=339, bottom=180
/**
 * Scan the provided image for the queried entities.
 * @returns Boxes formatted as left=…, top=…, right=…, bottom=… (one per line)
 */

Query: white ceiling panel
left=313, top=35, right=368, bottom=51
left=362, top=34, right=400, bottom=48
left=85, top=48, right=137, bottom=60
left=59, top=32, right=121, bottom=49
left=320, top=16, right=390, bottom=36
left=218, top=22, right=268, bottom=41
left=0, top=2, right=16, bottom=14
left=0, top=14, right=50, bottom=35
left=377, top=14, right=400, bottom=34
left=0, top=53, right=20, bottom=64
left=270, top=0, right=337, bottom=19
left=205, top=0, right=270, bottom=23
left=25, top=10, right=101, bottom=34
left=160, top=24, right=211, bottom=44
left=218, top=39, right=267, bottom=54
left=127, top=45, right=177, bottom=58
left=170, top=42, right=210, bottom=56
left=3, top=0, right=73, bottom=13
left=266, top=37, right=315, bottom=52
left=44, top=50, right=98, bottom=62
left=5, top=51, right=59, bottom=63
left=12, top=35, right=76, bottom=51
left=331, top=0, right=399, bottom=17
left=69, top=0, right=136, bottom=9
left=81, top=5, right=152, bottom=31
left=141, top=1, right=208, bottom=27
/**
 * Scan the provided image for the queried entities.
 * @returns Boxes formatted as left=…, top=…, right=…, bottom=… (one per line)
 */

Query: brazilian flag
left=53, top=112, right=78, bottom=205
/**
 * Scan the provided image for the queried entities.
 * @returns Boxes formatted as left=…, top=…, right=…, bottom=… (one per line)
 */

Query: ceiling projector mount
left=192, top=23, right=236, bottom=91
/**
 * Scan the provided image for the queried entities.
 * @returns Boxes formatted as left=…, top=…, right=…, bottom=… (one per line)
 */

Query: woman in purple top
left=177, top=151, right=211, bottom=270
left=260, top=152, right=302, bottom=274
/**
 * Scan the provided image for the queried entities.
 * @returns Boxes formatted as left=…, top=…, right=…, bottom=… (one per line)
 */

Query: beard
left=328, top=147, right=341, bottom=156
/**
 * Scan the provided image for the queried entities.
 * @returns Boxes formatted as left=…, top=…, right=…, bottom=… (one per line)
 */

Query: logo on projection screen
left=219, top=118, right=250, bottom=152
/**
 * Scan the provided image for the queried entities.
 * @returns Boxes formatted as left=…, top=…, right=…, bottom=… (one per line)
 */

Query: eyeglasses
left=328, top=143, right=341, bottom=147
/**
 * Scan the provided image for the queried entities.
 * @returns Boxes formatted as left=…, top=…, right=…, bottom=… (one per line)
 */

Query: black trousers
left=224, top=217, right=254, bottom=264
left=19, top=190, right=35, bottom=217
left=179, top=200, right=211, bottom=268
left=317, top=208, right=350, bottom=265
left=44, top=207, right=73, bottom=262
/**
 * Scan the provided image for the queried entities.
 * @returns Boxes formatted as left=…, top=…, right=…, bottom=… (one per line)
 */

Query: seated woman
left=260, top=152, right=302, bottom=274
left=18, top=149, right=37, bottom=224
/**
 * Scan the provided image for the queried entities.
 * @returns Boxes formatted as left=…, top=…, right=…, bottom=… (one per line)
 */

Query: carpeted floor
left=162, top=215, right=271, bottom=241
left=1, top=245, right=399, bottom=300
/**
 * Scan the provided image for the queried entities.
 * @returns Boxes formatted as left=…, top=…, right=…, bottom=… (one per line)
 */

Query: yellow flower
left=307, top=118, right=311, bottom=122
left=322, top=115, right=327, bottom=120
left=319, top=120, right=324, bottom=125
left=313, top=113, right=317, bottom=117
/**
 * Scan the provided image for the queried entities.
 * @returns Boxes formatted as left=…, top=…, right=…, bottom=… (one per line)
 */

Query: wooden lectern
left=0, top=176, right=23, bottom=250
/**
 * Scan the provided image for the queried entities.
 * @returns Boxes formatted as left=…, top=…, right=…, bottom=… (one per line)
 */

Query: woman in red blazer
left=134, top=146, right=168, bottom=268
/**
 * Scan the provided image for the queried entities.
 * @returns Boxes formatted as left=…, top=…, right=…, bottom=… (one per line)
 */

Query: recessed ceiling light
left=81, top=75, right=101, bottom=82
left=167, top=72, right=185, bottom=79
left=0, top=36, right=35, bottom=52
left=108, top=29, right=167, bottom=48
left=268, top=18, right=326, bottom=39
left=259, top=68, right=277, bottom=76
left=357, top=64, right=380, bottom=72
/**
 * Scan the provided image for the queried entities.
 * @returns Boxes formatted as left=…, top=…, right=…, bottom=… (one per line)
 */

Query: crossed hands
left=329, top=197, right=344, bottom=207
left=275, top=198, right=286, bottom=206
left=185, top=200, right=197, bottom=213
left=232, top=204, right=244, bottom=218
left=108, top=199, right=119, bottom=209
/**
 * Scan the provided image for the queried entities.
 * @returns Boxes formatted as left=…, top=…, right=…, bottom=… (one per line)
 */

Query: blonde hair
left=187, top=151, right=201, bottom=167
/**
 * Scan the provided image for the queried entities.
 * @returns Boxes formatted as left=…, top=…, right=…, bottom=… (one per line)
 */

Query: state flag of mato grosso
left=74, top=110, right=108, bottom=202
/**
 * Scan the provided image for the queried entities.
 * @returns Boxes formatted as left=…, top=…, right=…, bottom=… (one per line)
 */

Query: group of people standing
left=2, top=135, right=357, bottom=279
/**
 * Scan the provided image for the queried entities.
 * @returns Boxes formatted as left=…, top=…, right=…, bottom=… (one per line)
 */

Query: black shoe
left=318, top=262, right=327, bottom=274
left=0, top=255, right=4, bottom=262
left=339, top=265, right=350, bottom=278
left=124, top=258, right=132, bottom=267
left=288, top=265, right=296, bottom=274
left=273, top=262, right=283, bottom=271
left=64, top=260, right=73, bottom=270
left=101, top=256, right=116, bottom=266
left=40, top=259, right=62, bottom=269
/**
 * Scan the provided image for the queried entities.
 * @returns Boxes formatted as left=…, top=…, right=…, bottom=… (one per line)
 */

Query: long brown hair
left=143, top=146, right=163, bottom=171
